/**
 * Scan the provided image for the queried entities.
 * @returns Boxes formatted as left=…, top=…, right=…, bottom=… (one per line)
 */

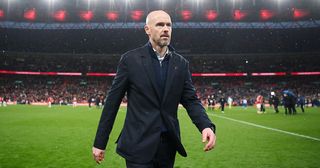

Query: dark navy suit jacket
left=93, top=43, right=215, bottom=163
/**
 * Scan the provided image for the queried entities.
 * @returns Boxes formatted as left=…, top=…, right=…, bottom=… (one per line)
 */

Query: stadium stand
left=1, top=1, right=319, bottom=107
left=1, top=29, right=320, bottom=54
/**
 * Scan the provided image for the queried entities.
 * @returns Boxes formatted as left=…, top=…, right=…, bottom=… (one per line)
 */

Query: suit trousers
left=125, top=132, right=176, bottom=168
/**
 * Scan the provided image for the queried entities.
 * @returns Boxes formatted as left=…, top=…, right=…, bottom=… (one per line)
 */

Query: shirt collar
left=147, top=42, right=174, bottom=63
left=152, top=47, right=169, bottom=62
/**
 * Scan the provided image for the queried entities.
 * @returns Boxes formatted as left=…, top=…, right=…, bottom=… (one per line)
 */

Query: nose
left=163, top=25, right=170, bottom=32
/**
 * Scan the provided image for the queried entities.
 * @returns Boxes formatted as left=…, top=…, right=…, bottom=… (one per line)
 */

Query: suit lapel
left=162, top=53, right=177, bottom=105
left=140, top=45, right=161, bottom=102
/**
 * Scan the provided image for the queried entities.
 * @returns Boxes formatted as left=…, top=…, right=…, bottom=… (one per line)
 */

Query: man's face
left=145, top=12, right=172, bottom=48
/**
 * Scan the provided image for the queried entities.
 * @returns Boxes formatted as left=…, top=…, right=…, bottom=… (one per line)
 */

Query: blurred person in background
left=283, top=90, right=297, bottom=115
left=256, top=94, right=265, bottom=114
left=48, top=96, right=53, bottom=108
left=88, top=96, right=95, bottom=109
left=219, top=96, right=226, bottom=113
left=297, top=94, right=305, bottom=113
left=270, top=91, right=280, bottom=113
left=72, top=96, right=77, bottom=108
left=207, top=95, right=215, bottom=112
left=0, top=96, right=3, bottom=107
left=242, top=97, right=248, bottom=109
left=227, top=96, right=233, bottom=109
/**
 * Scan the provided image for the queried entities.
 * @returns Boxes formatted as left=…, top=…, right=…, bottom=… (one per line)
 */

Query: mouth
left=160, top=35, right=169, bottom=38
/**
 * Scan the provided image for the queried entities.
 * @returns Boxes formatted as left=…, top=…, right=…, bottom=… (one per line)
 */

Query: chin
left=159, top=41, right=170, bottom=47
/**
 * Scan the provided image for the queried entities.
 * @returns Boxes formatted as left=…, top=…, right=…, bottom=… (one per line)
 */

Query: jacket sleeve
left=180, top=62, right=215, bottom=133
left=93, top=54, right=129, bottom=150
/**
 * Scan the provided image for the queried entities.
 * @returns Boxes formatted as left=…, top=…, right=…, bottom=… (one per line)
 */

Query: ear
left=144, top=25, right=150, bottom=36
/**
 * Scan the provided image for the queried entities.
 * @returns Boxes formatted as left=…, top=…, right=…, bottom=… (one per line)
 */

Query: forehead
left=148, top=12, right=172, bottom=24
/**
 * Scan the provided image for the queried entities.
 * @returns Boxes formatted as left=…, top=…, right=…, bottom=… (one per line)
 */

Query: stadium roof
left=1, top=20, right=320, bottom=29
left=0, top=0, right=320, bottom=24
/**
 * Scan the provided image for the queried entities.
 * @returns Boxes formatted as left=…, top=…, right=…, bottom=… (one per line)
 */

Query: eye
left=156, top=22, right=165, bottom=27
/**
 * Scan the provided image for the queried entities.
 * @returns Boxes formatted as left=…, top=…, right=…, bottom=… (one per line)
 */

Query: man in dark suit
left=283, top=90, right=297, bottom=115
left=297, top=94, right=305, bottom=113
left=219, top=96, right=226, bottom=113
left=92, top=10, right=216, bottom=168
left=270, top=93, right=280, bottom=113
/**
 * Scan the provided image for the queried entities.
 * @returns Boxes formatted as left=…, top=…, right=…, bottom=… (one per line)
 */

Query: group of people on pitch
left=256, top=90, right=306, bottom=115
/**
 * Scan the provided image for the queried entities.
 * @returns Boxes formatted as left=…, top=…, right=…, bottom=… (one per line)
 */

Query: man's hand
left=202, top=127, right=216, bottom=152
left=92, top=147, right=105, bottom=164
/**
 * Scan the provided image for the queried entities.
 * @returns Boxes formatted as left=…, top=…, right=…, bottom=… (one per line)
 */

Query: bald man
left=92, top=10, right=216, bottom=168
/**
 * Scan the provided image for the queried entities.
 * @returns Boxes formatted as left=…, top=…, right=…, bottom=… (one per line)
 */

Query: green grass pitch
left=0, top=105, right=320, bottom=168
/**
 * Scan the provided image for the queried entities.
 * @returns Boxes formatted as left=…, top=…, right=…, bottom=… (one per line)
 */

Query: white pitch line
left=208, top=113, right=320, bottom=142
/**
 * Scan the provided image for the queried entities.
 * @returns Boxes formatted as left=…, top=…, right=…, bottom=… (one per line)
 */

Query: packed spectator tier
left=1, top=52, right=320, bottom=73
left=0, top=76, right=319, bottom=107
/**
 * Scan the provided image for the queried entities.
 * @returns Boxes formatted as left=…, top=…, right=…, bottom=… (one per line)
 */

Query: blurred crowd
left=193, top=77, right=320, bottom=107
left=0, top=75, right=319, bottom=107
left=0, top=76, right=110, bottom=105
left=2, top=52, right=320, bottom=73
left=1, top=19, right=320, bottom=107
left=1, top=51, right=320, bottom=107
